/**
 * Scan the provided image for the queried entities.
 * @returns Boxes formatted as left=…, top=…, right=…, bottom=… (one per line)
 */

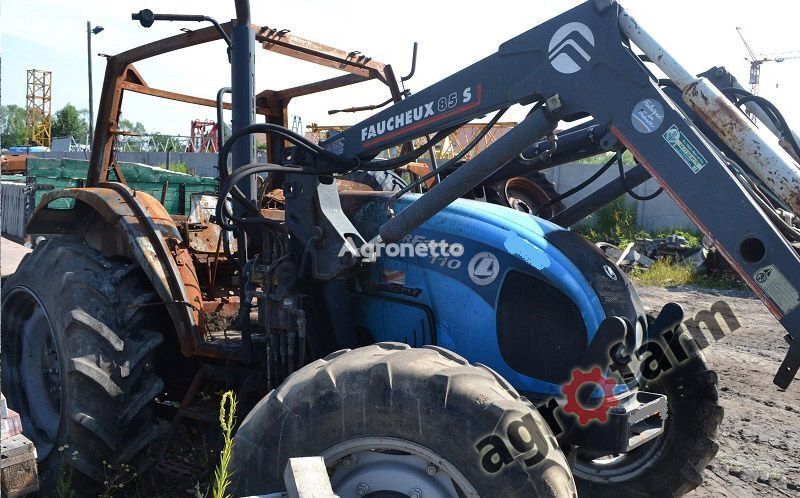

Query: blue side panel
left=347, top=194, right=610, bottom=397
left=352, top=295, right=434, bottom=347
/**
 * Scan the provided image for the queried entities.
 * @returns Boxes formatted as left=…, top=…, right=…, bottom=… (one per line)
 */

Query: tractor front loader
left=4, top=1, right=800, bottom=497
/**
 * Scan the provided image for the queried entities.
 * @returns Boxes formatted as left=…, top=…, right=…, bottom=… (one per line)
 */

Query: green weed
left=211, top=391, right=238, bottom=498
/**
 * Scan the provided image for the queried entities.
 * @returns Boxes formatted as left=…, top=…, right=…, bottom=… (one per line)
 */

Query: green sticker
left=663, top=124, right=708, bottom=174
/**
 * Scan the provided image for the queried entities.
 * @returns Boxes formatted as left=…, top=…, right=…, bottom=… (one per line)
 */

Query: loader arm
left=315, top=0, right=800, bottom=387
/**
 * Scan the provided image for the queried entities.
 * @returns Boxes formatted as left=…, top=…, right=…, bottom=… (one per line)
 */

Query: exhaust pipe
left=234, top=0, right=250, bottom=24
left=230, top=0, right=256, bottom=204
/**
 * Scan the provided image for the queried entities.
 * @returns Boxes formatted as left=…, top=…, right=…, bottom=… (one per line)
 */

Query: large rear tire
left=571, top=339, right=722, bottom=497
left=231, top=343, right=576, bottom=497
left=494, top=172, right=564, bottom=219
left=1, top=239, right=166, bottom=492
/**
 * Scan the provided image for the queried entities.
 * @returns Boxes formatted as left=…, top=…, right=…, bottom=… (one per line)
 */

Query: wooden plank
left=283, top=457, right=337, bottom=498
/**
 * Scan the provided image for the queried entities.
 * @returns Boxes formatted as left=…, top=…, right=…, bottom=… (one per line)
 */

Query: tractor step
left=567, top=390, right=668, bottom=454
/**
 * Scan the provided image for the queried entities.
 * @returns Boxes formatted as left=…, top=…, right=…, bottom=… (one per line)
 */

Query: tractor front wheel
left=231, top=343, right=577, bottom=497
left=571, top=343, right=722, bottom=497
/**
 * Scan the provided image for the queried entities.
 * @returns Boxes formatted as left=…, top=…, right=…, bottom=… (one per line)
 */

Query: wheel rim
left=2, top=287, right=64, bottom=460
left=504, top=177, right=558, bottom=218
left=571, top=437, right=666, bottom=483
left=322, top=437, right=478, bottom=498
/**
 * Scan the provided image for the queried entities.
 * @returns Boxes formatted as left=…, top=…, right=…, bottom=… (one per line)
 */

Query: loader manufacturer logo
left=548, top=22, right=595, bottom=74
left=631, top=98, right=665, bottom=133
left=468, top=251, right=500, bottom=286
left=360, top=85, right=482, bottom=148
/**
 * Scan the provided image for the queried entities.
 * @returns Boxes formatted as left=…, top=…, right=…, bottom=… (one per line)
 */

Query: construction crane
left=25, top=69, right=52, bottom=146
left=736, top=27, right=800, bottom=95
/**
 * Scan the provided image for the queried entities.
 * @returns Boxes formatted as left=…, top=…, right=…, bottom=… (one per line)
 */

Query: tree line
left=0, top=103, right=150, bottom=149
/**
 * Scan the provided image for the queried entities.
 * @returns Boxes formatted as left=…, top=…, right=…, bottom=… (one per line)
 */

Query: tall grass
left=580, top=197, right=638, bottom=245
left=631, top=259, right=693, bottom=287
left=55, top=445, right=77, bottom=498
left=157, top=162, right=192, bottom=174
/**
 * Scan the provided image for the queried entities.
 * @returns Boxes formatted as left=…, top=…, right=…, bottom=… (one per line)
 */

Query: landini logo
left=548, top=22, right=595, bottom=74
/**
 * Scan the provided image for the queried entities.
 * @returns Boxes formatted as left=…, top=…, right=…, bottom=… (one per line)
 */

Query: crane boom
left=736, top=26, right=759, bottom=61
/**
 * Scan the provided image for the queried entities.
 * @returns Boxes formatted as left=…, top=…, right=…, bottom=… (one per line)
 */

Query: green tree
left=118, top=118, right=147, bottom=135
left=116, top=119, right=148, bottom=151
left=52, top=104, right=89, bottom=143
left=150, top=132, right=177, bottom=151
left=0, top=104, right=27, bottom=148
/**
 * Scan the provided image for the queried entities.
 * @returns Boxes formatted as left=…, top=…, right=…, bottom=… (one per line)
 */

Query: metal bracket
left=283, top=175, right=365, bottom=280
left=775, top=335, right=800, bottom=389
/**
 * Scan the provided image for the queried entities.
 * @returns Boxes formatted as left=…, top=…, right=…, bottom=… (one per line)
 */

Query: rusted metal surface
left=684, top=78, right=800, bottom=214
left=400, top=162, right=436, bottom=189
left=170, top=241, right=206, bottom=337
left=186, top=194, right=238, bottom=254
left=254, top=26, right=389, bottom=80
left=187, top=223, right=223, bottom=254
left=75, top=8, right=408, bottom=364
left=262, top=74, right=367, bottom=104
left=0, top=154, right=29, bottom=174
left=89, top=20, right=402, bottom=186
left=620, top=8, right=800, bottom=215
left=25, top=185, right=207, bottom=357
left=120, top=81, right=235, bottom=112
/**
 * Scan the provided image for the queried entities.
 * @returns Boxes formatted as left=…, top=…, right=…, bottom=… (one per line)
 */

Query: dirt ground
left=637, top=286, right=800, bottom=497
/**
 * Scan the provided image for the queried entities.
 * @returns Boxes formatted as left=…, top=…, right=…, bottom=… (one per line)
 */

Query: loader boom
left=316, top=0, right=800, bottom=387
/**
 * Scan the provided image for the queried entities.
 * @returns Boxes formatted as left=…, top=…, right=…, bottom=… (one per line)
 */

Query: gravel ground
left=637, top=285, right=800, bottom=497
left=1, top=236, right=30, bottom=278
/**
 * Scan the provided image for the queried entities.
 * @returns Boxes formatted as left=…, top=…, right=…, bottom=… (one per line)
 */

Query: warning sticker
left=663, top=124, right=708, bottom=174
left=754, top=264, right=800, bottom=314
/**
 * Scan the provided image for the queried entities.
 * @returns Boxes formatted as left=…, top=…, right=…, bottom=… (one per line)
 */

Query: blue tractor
left=5, top=0, right=800, bottom=496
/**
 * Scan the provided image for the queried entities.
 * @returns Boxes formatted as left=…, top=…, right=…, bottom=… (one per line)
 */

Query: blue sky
left=2, top=0, right=799, bottom=137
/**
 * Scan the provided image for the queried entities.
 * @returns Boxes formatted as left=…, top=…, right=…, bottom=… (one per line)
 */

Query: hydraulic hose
left=379, top=106, right=556, bottom=242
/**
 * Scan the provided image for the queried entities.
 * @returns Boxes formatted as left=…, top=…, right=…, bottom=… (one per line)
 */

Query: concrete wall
left=542, top=162, right=696, bottom=232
